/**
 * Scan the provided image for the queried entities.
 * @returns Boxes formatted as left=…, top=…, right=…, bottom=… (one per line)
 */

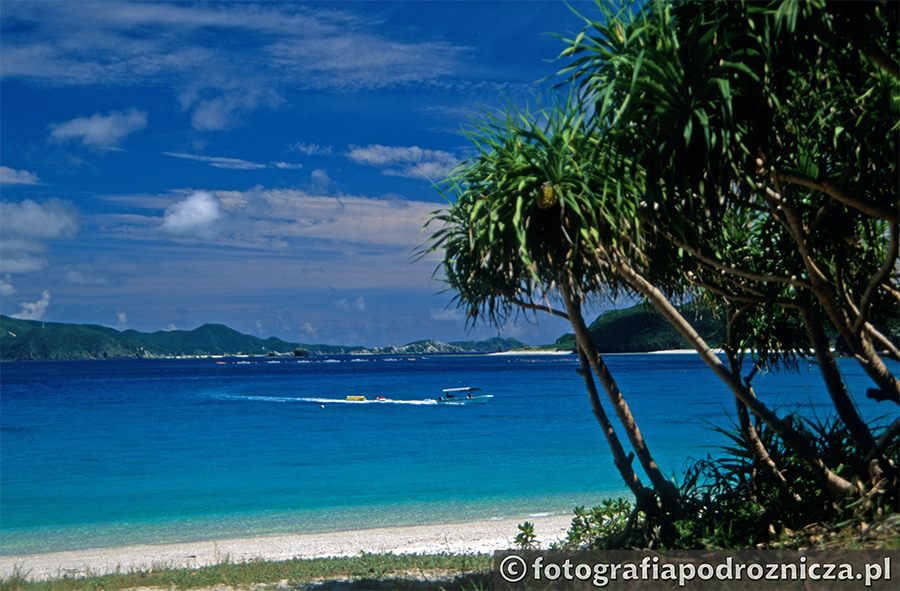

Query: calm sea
left=0, top=353, right=890, bottom=555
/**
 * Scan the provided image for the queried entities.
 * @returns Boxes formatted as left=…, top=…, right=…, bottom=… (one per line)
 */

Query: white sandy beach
left=0, top=514, right=572, bottom=582
left=489, top=349, right=574, bottom=356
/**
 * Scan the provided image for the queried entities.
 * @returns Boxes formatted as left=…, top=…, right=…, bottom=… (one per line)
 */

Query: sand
left=0, top=514, right=572, bottom=582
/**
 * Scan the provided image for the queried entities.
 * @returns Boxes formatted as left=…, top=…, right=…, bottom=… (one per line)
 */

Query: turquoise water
left=0, top=354, right=891, bottom=554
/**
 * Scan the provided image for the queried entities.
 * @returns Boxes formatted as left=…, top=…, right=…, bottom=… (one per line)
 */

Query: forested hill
left=553, top=301, right=726, bottom=353
left=0, top=316, right=300, bottom=360
left=0, top=315, right=525, bottom=361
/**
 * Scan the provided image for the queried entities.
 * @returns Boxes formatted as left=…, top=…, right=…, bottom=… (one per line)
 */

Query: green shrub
left=560, top=414, right=898, bottom=551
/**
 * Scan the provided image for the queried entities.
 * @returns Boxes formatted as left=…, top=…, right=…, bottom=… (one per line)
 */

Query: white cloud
left=12, top=290, right=51, bottom=320
left=65, top=269, right=108, bottom=286
left=116, top=311, right=128, bottom=326
left=181, top=85, right=283, bottom=131
left=0, top=199, right=80, bottom=240
left=0, top=3, right=471, bottom=130
left=164, top=152, right=267, bottom=170
left=335, top=297, right=366, bottom=312
left=222, top=188, right=436, bottom=248
left=346, top=144, right=459, bottom=180
left=0, top=199, right=79, bottom=274
left=49, top=109, right=147, bottom=149
left=271, top=161, right=303, bottom=170
left=430, top=308, right=463, bottom=322
left=70, top=187, right=443, bottom=314
left=160, top=191, right=224, bottom=239
left=310, top=169, right=331, bottom=186
left=0, top=276, right=15, bottom=296
left=0, top=166, right=41, bottom=185
left=290, top=143, right=333, bottom=156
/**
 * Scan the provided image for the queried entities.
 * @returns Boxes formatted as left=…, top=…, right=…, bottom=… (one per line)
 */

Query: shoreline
left=0, top=514, right=571, bottom=582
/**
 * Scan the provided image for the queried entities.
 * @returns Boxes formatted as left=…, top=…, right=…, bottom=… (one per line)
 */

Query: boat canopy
left=442, top=387, right=482, bottom=394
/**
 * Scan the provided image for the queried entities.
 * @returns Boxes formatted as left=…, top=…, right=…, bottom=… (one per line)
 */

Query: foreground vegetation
left=0, top=553, right=493, bottom=591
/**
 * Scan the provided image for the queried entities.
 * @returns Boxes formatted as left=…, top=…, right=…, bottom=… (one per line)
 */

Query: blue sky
left=1, top=0, right=604, bottom=347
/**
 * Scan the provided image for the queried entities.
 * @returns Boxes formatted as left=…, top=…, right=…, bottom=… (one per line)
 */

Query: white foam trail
left=298, top=397, right=438, bottom=406
left=218, top=394, right=438, bottom=406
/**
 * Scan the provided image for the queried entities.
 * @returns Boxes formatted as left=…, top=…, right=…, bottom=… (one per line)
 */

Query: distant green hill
left=0, top=316, right=527, bottom=361
left=553, top=301, right=726, bottom=353
left=0, top=316, right=301, bottom=360
left=1, top=316, right=157, bottom=360
left=117, top=324, right=302, bottom=357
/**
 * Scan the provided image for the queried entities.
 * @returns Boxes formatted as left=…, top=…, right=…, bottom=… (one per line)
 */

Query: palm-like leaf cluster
left=429, top=96, right=645, bottom=326
left=424, top=0, right=898, bottom=535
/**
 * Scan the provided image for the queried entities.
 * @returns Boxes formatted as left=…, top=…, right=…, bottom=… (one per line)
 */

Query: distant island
left=0, top=315, right=527, bottom=361
left=6, top=299, right=883, bottom=361
left=552, top=300, right=725, bottom=354
left=0, top=301, right=727, bottom=362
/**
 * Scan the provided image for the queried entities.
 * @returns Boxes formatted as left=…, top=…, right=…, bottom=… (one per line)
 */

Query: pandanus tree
left=426, top=0, right=898, bottom=530
left=427, top=98, right=679, bottom=518
left=556, top=0, right=897, bottom=491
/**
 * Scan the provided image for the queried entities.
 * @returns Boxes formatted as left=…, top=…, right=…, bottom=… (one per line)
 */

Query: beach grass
left=0, top=553, right=493, bottom=591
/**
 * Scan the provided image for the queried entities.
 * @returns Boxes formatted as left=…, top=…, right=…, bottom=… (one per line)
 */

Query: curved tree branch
left=600, top=248, right=859, bottom=497
left=865, top=323, right=900, bottom=362
left=510, top=297, right=570, bottom=320
left=666, top=232, right=811, bottom=290
left=774, top=171, right=900, bottom=224
left=853, top=224, right=899, bottom=334
left=763, top=182, right=900, bottom=405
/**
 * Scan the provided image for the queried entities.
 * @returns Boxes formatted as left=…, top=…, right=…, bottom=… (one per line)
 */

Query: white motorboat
left=436, top=387, right=492, bottom=405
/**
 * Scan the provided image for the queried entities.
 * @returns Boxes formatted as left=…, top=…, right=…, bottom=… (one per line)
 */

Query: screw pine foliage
left=425, top=0, right=898, bottom=544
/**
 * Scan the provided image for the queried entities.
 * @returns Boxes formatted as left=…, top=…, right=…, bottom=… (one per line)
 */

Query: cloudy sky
left=1, top=0, right=602, bottom=347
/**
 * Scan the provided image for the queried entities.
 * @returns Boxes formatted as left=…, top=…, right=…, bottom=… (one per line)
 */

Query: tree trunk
left=722, top=310, right=797, bottom=497
left=573, top=341, right=657, bottom=513
left=799, top=301, right=877, bottom=455
left=771, top=190, right=900, bottom=406
left=560, top=282, right=681, bottom=516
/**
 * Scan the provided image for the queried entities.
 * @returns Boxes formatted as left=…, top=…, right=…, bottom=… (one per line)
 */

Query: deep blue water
left=0, top=353, right=892, bottom=555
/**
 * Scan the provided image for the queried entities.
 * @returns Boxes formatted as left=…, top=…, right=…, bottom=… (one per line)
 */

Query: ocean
left=0, top=353, right=890, bottom=555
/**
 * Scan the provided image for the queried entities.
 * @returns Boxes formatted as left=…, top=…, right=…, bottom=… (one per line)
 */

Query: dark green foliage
left=425, top=93, right=644, bottom=328
left=557, top=414, right=899, bottom=551
left=558, top=0, right=899, bottom=388
left=667, top=414, right=899, bottom=550
left=514, top=521, right=538, bottom=549
left=559, top=498, right=639, bottom=549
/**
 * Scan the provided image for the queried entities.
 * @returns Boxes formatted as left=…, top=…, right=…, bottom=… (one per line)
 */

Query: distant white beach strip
left=492, top=349, right=725, bottom=356
left=0, top=514, right=571, bottom=582
left=490, top=350, right=574, bottom=356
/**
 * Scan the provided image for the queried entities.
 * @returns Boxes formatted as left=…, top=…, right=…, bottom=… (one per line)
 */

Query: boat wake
left=302, top=397, right=439, bottom=406
left=217, top=394, right=438, bottom=406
